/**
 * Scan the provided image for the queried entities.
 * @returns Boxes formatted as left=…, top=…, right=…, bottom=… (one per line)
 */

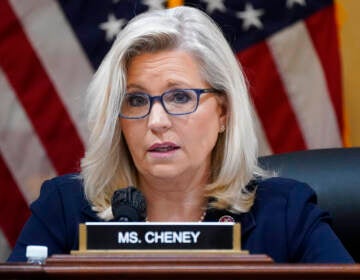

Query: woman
left=8, top=6, right=353, bottom=263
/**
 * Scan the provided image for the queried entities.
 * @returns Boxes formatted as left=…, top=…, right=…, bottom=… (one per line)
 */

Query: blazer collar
left=238, top=211, right=256, bottom=236
left=81, top=200, right=102, bottom=221
left=205, top=209, right=256, bottom=236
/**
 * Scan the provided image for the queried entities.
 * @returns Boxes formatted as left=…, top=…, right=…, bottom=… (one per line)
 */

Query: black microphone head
left=111, top=186, right=146, bottom=221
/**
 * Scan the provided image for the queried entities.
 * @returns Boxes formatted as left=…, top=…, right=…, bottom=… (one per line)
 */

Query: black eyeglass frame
left=119, top=88, right=221, bottom=119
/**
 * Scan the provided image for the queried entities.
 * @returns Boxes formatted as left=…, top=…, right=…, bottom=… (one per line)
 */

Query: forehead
left=125, top=50, right=206, bottom=90
left=127, top=50, right=199, bottom=72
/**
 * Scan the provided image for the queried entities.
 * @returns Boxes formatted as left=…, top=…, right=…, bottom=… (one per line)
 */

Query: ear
left=216, top=94, right=228, bottom=133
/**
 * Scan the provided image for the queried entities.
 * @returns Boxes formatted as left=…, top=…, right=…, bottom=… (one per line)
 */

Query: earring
left=220, top=125, right=226, bottom=133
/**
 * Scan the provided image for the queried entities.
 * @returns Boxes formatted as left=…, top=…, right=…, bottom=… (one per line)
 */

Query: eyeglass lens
left=120, top=89, right=199, bottom=118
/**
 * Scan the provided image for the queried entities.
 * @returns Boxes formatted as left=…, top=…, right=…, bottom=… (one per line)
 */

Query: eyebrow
left=126, top=81, right=192, bottom=92
left=126, top=83, right=146, bottom=92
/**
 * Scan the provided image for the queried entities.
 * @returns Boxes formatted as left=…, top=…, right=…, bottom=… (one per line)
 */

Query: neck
left=140, top=174, right=208, bottom=222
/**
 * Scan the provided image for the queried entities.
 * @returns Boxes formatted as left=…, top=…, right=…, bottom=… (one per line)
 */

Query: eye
left=126, top=94, right=148, bottom=107
left=166, top=90, right=194, bottom=104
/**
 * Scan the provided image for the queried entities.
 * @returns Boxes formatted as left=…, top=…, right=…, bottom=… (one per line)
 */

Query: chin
left=146, top=165, right=186, bottom=179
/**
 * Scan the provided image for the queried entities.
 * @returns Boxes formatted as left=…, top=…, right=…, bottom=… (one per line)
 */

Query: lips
left=148, top=142, right=180, bottom=153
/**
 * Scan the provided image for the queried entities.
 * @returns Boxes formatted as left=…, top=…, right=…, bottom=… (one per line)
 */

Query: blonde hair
left=81, top=6, right=268, bottom=220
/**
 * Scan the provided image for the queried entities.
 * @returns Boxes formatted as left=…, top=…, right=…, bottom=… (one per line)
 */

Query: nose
left=147, top=101, right=172, bottom=133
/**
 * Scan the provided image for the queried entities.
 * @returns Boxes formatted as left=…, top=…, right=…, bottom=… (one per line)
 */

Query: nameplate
left=77, top=222, right=241, bottom=251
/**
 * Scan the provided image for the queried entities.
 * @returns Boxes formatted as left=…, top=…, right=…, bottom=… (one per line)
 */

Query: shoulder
left=36, top=173, right=84, bottom=199
left=242, top=177, right=354, bottom=263
left=254, top=177, right=317, bottom=207
left=40, top=173, right=83, bottom=192
left=250, top=177, right=321, bottom=230
left=31, top=173, right=86, bottom=212
left=257, top=177, right=315, bottom=195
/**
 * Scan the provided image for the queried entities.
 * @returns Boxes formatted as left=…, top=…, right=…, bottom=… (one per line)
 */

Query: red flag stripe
left=0, top=153, right=30, bottom=247
left=305, top=5, right=343, bottom=137
left=0, top=1, right=84, bottom=174
left=238, top=42, right=307, bottom=153
left=10, top=0, right=93, bottom=143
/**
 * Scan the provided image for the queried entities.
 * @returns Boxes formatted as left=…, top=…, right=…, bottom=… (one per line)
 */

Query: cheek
left=184, top=115, right=220, bottom=154
left=121, top=122, right=143, bottom=154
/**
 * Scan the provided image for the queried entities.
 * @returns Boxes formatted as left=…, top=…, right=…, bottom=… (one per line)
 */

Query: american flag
left=0, top=0, right=343, bottom=260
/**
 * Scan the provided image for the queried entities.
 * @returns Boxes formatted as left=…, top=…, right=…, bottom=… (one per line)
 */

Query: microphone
left=111, top=186, right=146, bottom=222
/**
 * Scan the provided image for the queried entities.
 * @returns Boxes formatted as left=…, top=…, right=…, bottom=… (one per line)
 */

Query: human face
left=120, top=50, right=226, bottom=186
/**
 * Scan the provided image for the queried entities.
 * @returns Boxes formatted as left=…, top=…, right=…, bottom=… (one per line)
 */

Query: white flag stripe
left=253, top=112, right=273, bottom=156
left=0, top=229, right=11, bottom=261
left=9, top=0, right=93, bottom=143
left=0, top=70, right=56, bottom=204
left=267, top=21, right=342, bottom=148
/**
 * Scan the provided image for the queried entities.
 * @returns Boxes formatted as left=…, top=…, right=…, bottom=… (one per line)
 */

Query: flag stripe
left=238, top=42, right=307, bottom=153
left=252, top=112, right=273, bottom=156
left=0, top=69, right=56, bottom=204
left=0, top=229, right=11, bottom=260
left=0, top=1, right=84, bottom=174
left=267, top=21, right=342, bottom=148
left=305, top=5, right=344, bottom=136
left=10, top=0, right=93, bottom=143
left=0, top=153, right=30, bottom=247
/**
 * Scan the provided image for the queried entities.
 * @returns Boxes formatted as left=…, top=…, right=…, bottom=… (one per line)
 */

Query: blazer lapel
left=81, top=201, right=102, bottom=221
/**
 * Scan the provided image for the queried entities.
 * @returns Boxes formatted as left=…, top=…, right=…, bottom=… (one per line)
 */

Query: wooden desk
left=1, top=253, right=359, bottom=279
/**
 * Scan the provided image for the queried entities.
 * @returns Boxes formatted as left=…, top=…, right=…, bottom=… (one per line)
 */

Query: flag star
left=99, top=13, right=126, bottom=42
left=286, top=0, right=306, bottom=8
left=236, top=3, right=265, bottom=31
left=143, top=0, right=165, bottom=11
left=201, top=0, right=226, bottom=14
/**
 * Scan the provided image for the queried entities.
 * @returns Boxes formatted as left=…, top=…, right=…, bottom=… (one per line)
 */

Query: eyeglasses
left=119, top=88, right=220, bottom=119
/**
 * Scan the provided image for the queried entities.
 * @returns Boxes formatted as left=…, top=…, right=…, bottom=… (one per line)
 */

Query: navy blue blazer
left=7, top=174, right=354, bottom=263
